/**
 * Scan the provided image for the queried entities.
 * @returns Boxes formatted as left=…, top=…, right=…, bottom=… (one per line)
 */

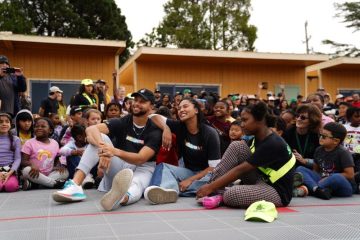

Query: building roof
left=120, top=47, right=329, bottom=72
left=0, top=32, right=126, bottom=55
left=306, top=57, right=360, bottom=72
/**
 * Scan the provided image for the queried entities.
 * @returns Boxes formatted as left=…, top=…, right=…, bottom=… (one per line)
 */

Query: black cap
left=96, top=79, right=106, bottom=84
left=131, top=89, right=155, bottom=104
left=0, top=55, right=9, bottom=65
left=70, top=106, right=82, bottom=116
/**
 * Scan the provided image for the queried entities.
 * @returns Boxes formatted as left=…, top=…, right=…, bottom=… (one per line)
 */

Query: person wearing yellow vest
left=197, top=101, right=295, bottom=208
left=72, top=79, right=97, bottom=111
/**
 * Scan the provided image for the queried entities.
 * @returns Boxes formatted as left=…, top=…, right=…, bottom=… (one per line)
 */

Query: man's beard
left=132, top=109, right=147, bottom=117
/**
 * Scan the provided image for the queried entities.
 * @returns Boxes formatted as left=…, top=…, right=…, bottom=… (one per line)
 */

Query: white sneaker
left=144, top=186, right=178, bottom=205
left=100, top=168, right=133, bottom=211
left=52, top=179, right=86, bottom=202
left=82, top=174, right=95, bottom=189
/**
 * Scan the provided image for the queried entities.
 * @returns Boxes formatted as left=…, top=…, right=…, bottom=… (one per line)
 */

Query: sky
left=115, top=0, right=360, bottom=54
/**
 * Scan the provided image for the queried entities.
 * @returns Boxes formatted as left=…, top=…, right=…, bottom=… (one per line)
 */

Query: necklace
left=132, top=122, right=147, bottom=137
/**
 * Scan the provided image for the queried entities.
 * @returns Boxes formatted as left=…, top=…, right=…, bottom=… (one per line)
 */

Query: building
left=306, top=57, right=360, bottom=98
left=118, top=47, right=328, bottom=100
left=0, top=32, right=125, bottom=112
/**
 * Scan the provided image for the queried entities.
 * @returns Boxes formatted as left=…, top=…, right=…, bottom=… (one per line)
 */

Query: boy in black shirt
left=294, top=122, right=355, bottom=200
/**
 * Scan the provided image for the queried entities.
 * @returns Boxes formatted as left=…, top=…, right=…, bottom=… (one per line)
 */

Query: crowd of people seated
left=1, top=55, right=359, bottom=212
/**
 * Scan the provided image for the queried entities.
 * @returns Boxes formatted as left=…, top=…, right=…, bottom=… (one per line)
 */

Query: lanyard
left=295, top=132, right=309, bottom=156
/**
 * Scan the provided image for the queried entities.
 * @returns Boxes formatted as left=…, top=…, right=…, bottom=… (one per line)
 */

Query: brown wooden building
left=0, top=32, right=125, bottom=112
left=306, top=57, right=360, bottom=98
left=118, top=47, right=328, bottom=100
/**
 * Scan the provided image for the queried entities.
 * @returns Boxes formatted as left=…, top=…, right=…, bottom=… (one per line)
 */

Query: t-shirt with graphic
left=344, top=124, right=360, bottom=154
left=106, top=115, right=162, bottom=162
left=21, top=138, right=59, bottom=176
left=166, top=119, right=221, bottom=171
left=314, top=145, right=355, bottom=185
left=247, top=133, right=295, bottom=206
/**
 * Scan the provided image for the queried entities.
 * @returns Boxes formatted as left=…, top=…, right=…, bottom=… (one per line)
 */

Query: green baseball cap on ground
left=244, top=200, right=278, bottom=223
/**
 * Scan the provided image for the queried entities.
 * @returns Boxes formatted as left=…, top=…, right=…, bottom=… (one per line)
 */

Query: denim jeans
left=149, top=163, right=211, bottom=197
left=295, top=166, right=354, bottom=197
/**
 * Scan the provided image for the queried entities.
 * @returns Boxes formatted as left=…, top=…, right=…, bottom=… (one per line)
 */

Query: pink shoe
left=202, top=194, right=223, bottom=209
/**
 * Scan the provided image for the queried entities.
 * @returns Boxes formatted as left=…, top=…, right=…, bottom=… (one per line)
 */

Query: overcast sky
left=115, top=0, right=360, bottom=54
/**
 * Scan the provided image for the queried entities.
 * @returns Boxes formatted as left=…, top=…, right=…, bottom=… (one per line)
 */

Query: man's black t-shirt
left=166, top=119, right=221, bottom=171
left=40, top=97, right=58, bottom=117
left=106, top=115, right=162, bottom=162
left=247, top=133, right=294, bottom=206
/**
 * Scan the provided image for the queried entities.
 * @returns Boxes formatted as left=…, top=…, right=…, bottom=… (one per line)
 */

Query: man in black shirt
left=39, top=86, right=62, bottom=117
left=53, top=89, right=162, bottom=211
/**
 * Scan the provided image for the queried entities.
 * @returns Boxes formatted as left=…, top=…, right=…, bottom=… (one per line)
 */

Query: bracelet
left=305, top=158, right=314, bottom=168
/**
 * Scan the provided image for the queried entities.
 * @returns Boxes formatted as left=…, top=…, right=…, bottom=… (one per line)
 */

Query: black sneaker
left=22, top=179, right=32, bottom=191
left=293, top=172, right=304, bottom=187
left=53, top=179, right=66, bottom=189
left=314, top=187, right=331, bottom=200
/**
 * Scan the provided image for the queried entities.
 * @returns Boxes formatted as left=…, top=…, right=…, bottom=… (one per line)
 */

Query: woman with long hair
left=72, top=79, right=97, bottom=110
left=144, top=97, right=221, bottom=204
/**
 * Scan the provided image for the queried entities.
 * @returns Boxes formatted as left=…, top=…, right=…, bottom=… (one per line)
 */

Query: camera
left=1, top=67, right=19, bottom=74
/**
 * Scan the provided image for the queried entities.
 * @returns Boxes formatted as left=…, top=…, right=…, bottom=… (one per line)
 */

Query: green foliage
left=323, top=1, right=360, bottom=57
left=138, top=0, right=257, bottom=51
left=0, top=0, right=133, bottom=65
left=0, top=0, right=33, bottom=34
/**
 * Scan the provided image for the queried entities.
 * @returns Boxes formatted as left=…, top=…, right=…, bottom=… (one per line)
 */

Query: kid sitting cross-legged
left=21, top=118, right=69, bottom=190
left=293, top=122, right=356, bottom=199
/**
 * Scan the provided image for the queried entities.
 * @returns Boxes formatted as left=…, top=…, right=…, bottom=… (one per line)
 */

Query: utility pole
left=304, top=21, right=311, bottom=54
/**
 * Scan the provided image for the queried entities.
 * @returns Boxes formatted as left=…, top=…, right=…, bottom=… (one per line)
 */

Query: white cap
left=336, top=94, right=344, bottom=99
left=268, top=96, right=275, bottom=101
left=247, top=94, right=256, bottom=100
left=49, top=86, right=63, bottom=93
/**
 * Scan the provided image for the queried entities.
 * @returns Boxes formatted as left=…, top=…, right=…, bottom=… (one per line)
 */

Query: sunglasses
left=319, top=134, right=335, bottom=139
left=296, top=114, right=308, bottom=120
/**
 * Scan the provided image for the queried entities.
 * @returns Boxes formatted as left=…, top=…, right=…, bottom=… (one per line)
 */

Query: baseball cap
left=70, top=106, right=82, bottom=116
left=49, top=86, right=63, bottom=93
left=96, top=79, right=106, bottom=84
left=183, top=89, right=191, bottom=94
left=81, top=79, right=93, bottom=85
left=0, top=55, right=9, bottom=65
left=154, top=88, right=161, bottom=93
left=244, top=200, right=278, bottom=223
left=268, top=96, right=275, bottom=101
left=131, top=89, right=155, bottom=104
left=336, top=94, right=344, bottom=99
left=247, top=94, right=256, bottom=100
left=231, top=95, right=240, bottom=101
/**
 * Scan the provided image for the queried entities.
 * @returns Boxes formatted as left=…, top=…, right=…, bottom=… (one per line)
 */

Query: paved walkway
left=0, top=189, right=360, bottom=240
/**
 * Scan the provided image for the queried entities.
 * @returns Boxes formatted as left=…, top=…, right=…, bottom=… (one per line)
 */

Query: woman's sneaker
left=100, top=168, right=133, bottom=211
left=144, top=186, right=178, bottom=204
left=202, top=194, right=223, bottom=209
left=293, top=185, right=309, bottom=197
left=52, top=179, right=86, bottom=202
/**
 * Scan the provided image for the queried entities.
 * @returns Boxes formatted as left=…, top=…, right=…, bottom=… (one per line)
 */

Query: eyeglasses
left=319, top=134, right=334, bottom=139
left=296, top=114, right=308, bottom=120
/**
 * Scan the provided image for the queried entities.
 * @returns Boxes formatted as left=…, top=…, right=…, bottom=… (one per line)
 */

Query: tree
left=138, top=0, right=257, bottom=51
left=0, top=0, right=33, bottom=34
left=0, top=0, right=133, bottom=65
left=323, top=2, right=360, bottom=57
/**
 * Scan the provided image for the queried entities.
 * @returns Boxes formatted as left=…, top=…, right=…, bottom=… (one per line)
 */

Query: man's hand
left=99, top=142, right=116, bottom=158
left=162, top=127, right=172, bottom=150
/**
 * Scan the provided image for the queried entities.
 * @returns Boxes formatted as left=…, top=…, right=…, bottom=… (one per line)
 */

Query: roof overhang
left=0, top=32, right=126, bottom=55
left=306, top=57, right=360, bottom=72
left=119, top=47, right=329, bottom=72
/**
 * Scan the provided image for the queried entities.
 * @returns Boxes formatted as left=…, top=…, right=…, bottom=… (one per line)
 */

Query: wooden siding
left=135, top=61, right=306, bottom=98
left=0, top=44, right=117, bottom=94
left=321, top=68, right=360, bottom=96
